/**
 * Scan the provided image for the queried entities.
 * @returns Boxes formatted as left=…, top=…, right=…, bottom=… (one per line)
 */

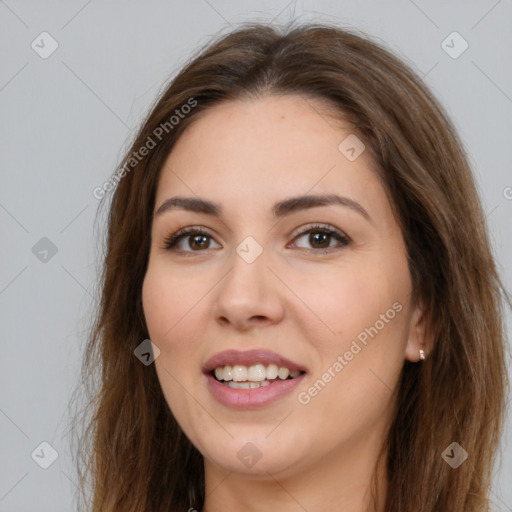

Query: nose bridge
left=213, top=235, right=282, bottom=326
left=224, top=236, right=268, bottom=300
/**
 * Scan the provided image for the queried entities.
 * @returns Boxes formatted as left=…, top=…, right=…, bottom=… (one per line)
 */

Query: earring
left=419, top=349, right=426, bottom=360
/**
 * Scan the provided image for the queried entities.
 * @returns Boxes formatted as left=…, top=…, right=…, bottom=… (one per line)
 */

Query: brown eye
left=291, top=225, right=350, bottom=252
left=163, top=228, right=221, bottom=252
left=308, top=231, right=331, bottom=249
left=188, top=234, right=210, bottom=250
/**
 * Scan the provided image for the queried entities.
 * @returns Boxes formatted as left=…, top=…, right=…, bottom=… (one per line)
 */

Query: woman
left=73, top=23, right=509, bottom=512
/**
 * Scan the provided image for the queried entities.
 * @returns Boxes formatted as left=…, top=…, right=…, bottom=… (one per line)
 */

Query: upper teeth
left=214, top=364, right=302, bottom=382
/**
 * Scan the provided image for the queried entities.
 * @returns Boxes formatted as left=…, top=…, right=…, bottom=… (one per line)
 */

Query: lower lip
left=205, top=373, right=306, bottom=409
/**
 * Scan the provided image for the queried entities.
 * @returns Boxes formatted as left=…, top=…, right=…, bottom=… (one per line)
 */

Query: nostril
left=218, top=317, right=230, bottom=326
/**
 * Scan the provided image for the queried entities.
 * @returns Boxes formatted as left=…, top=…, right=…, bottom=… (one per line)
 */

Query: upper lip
left=202, top=349, right=307, bottom=374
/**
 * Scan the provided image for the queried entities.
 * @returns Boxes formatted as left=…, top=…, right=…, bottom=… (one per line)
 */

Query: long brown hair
left=71, top=22, right=510, bottom=511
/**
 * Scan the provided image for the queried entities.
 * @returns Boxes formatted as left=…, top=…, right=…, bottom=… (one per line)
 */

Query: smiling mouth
left=211, top=363, right=306, bottom=389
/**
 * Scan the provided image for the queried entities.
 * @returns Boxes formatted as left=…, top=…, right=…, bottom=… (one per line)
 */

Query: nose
left=212, top=245, right=285, bottom=331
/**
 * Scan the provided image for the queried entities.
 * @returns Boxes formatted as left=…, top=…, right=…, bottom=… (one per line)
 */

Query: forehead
left=155, top=95, right=385, bottom=218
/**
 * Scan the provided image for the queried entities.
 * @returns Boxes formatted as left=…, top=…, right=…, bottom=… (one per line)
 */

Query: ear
left=404, top=300, right=432, bottom=362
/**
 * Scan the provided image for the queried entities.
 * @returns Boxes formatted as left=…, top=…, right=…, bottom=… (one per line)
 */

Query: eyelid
left=287, top=223, right=350, bottom=250
left=161, top=223, right=350, bottom=253
left=289, top=223, right=349, bottom=241
left=161, top=226, right=219, bottom=253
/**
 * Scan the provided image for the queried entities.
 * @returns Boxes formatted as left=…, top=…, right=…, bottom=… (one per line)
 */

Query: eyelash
left=161, top=224, right=350, bottom=255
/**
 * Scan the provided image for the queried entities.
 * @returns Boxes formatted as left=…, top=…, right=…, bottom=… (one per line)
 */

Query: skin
left=142, top=94, right=430, bottom=512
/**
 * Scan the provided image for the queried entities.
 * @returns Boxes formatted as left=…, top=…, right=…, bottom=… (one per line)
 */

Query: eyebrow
left=154, top=194, right=371, bottom=222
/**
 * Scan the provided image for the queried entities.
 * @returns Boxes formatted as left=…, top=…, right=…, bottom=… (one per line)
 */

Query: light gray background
left=1, top=1, right=511, bottom=511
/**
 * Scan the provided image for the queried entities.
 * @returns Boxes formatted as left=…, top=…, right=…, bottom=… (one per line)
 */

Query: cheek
left=295, top=256, right=411, bottom=402
left=142, top=264, right=204, bottom=406
left=297, top=262, right=403, bottom=342
left=296, top=269, right=408, bottom=437
left=142, top=262, right=207, bottom=342
left=142, top=264, right=206, bottom=420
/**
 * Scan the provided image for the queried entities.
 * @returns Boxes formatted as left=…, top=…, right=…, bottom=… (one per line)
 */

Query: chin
left=197, top=431, right=309, bottom=477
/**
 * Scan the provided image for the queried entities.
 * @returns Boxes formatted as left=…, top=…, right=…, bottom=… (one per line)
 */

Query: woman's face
left=142, top=94, right=426, bottom=479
